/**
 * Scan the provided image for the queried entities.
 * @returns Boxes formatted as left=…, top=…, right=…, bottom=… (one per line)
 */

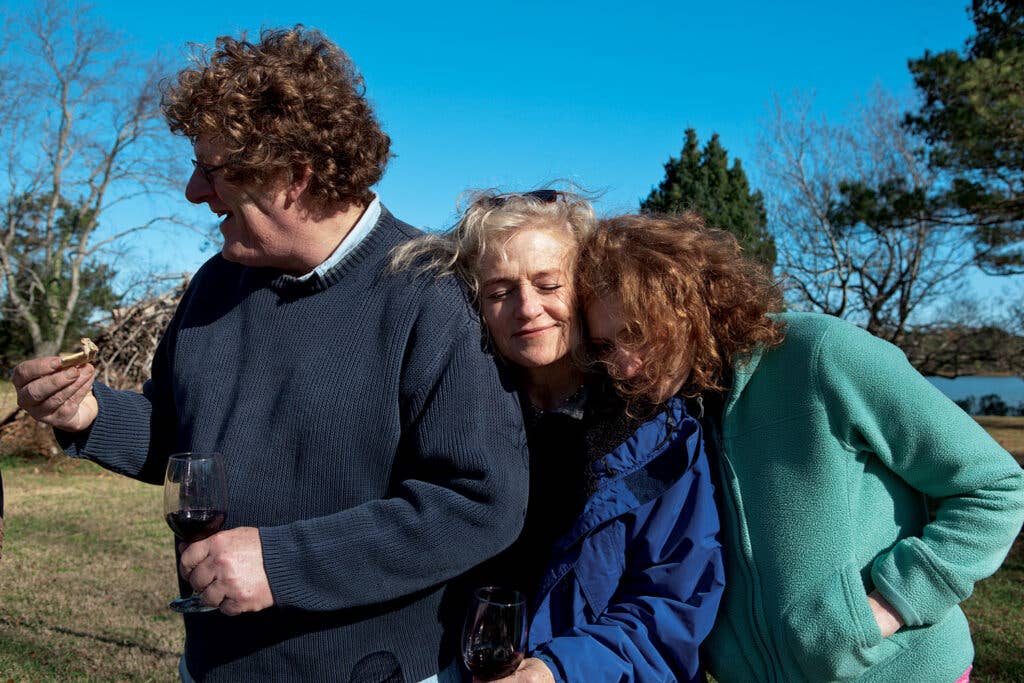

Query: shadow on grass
left=0, top=614, right=179, bottom=659
left=0, top=623, right=65, bottom=678
left=975, top=654, right=1024, bottom=683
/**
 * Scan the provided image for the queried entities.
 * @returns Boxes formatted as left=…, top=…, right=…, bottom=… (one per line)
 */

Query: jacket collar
left=553, top=396, right=696, bottom=553
left=532, top=396, right=701, bottom=606
left=724, top=310, right=788, bottom=418
left=724, top=344, right=765, bottom=419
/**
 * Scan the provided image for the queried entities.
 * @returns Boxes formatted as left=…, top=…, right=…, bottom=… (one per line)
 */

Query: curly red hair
left=162, top=27, right=390, bottom=210
left=576, top=213, right=785, bottom=405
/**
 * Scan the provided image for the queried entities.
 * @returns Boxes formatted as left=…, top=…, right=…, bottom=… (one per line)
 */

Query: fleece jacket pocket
left=781, top=561, right=903, bottom=681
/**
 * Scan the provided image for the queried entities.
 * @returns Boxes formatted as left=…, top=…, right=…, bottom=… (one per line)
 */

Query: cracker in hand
left=59, top=337, right=99, bottom=369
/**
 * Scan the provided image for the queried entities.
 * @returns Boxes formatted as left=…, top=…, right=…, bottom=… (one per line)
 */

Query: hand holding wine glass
left=463, top=587, right=527, bottom=681
left=164, top=452, right=228, bottom=613
left=475, top=657, right=555, bottom=683
left=178, top=526, right=274, bottom=616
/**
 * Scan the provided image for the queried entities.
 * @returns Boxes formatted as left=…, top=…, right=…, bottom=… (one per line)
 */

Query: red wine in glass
left=165, top=509, right=226, bottom=542
left=163, top=452, right=228, bottom=613
left=464, top=644, right=525, bottom=679
left=462, top=587, right=527, bottom=681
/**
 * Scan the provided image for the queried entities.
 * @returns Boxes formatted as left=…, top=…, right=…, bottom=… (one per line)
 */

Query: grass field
left=0, top=379, right=15, bottom=423
left=975, top=415, right=1024, bottom=459
left=0, top=459, right=181, bottom=681
left=0, top=391, right=1022, bottom=680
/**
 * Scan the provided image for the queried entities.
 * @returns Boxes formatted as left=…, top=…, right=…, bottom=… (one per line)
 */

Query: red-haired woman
left=577, top=212, right=1024, bottom=683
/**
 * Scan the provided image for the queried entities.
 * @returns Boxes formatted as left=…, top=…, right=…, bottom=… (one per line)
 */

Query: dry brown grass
left=0, top=458, right=181, bottom=680
left=0, top=379, right=15, bottom=423
left=975, top=415, right=1024, bottom=461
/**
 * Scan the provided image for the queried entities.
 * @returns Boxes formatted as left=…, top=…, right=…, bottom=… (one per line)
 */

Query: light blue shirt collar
left=295, top=193, right=382, bottom=282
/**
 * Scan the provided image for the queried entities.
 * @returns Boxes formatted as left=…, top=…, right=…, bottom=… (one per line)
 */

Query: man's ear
left=284, top=163, right=312, bottom=205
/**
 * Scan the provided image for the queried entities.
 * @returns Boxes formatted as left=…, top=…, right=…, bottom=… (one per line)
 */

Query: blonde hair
left=390, top=188, right=595, bottom=302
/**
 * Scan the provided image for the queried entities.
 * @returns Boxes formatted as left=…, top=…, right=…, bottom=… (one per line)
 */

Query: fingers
left=54, top=375, right=96, bottom=423
left=10, top=356, right=63, bottom=389
left=16, top=363, right=83, bottom=409
left=218, top=596, right=244, bottom=617
left=200, top=578, right=227, bottom=610
left=16, top=363, right=97, bottom=433
left=187, top=554, right=218, bottom=594
left=35, top=365, right=94, bottom=414
left=179, top=539, right=211, bottom=582
left=175, top=528, right=274, bottom=616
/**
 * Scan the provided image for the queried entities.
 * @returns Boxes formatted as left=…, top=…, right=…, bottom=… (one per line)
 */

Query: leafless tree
left=758, top=88, right=976, bottom=344
left=0, top=0, right=183, bottom=358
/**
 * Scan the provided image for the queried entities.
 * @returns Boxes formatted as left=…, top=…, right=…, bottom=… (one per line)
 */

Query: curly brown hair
left=576, top=213, right=785, bottom=405
left=162, top=27, right=390, bottom=210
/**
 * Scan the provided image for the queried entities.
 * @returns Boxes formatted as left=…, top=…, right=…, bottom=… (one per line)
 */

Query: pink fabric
left=954, top=665, right=973, bottom=683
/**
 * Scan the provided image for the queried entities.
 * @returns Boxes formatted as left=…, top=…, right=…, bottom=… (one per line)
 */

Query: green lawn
left=962, top=535, right=1024, bottom=682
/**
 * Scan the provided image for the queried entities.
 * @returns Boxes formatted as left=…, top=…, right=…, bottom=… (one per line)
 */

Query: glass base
left=169, top=594, right=218, bottom=613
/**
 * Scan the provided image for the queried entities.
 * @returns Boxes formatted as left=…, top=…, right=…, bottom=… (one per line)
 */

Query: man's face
left=186, top=137, right=304, bottom=272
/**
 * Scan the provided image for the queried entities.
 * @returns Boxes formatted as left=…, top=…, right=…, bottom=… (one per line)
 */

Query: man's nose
left=185, top=167, right=211, bottom=205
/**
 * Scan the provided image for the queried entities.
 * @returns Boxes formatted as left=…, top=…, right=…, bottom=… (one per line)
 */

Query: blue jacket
left=528, top=397, right=725, bottom=682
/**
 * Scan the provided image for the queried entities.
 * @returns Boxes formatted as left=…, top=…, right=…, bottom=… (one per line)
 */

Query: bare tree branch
left=0, top=0, right=186, bottom=358
left=758, top=87, right=976, bottom=346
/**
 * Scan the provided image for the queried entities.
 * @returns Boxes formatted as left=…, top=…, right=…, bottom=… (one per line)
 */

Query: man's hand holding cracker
left=13, top=339, right=99, bottom=433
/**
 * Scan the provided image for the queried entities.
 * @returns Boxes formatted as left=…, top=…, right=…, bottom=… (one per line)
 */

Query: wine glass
left=163, top=452, right=228, bottom=613
left=462, top=586, right=527, bottom=681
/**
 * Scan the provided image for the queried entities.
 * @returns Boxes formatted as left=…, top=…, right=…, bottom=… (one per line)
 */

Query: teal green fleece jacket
left=703, top=312, right=1024, bottom=683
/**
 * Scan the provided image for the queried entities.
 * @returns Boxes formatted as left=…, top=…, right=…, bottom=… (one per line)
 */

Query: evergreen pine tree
left=642, top=129, right=776, bottom=268
left=906, top=0, right=1024, bottom=273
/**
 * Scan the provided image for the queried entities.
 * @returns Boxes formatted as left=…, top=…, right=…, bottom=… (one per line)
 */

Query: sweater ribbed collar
left=262, top=207, right=399, bottom=296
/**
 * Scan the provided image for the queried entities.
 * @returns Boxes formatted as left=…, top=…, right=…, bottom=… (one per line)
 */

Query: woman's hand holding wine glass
left=474, top=657, right=555, bottom=683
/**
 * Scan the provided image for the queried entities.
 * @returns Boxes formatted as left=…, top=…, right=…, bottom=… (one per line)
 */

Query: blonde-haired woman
left=394, top=190, right=724, bottom=683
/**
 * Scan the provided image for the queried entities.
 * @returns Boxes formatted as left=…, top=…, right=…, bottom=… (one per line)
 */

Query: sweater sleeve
left=55, top=288, right=186, bottom=486
left=56, top=377, right=176, bottom=485
left=816, top=322, right=1024, bottom=627
left=533, top=443, right=725, bottom=682
left=259, top=307, right=530, bottom=611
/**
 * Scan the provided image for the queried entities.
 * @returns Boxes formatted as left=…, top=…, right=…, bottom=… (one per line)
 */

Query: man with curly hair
left=13, top=27, right=528, bottom=682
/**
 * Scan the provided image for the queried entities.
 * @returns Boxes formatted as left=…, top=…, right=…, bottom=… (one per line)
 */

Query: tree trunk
left=35, top=339, right=60, bottom=357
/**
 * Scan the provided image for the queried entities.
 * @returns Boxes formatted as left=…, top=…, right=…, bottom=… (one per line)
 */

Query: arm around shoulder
left=260, top=301, right=530, bottom=611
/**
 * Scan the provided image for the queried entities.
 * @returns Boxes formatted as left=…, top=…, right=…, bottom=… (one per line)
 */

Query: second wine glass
left=163, top=451, right=228, bottom=613
left=462, top=586, right=527, bottom=681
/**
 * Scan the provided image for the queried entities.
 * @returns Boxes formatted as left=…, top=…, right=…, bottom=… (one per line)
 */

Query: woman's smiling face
left=478, top=225, right=577, bottom=369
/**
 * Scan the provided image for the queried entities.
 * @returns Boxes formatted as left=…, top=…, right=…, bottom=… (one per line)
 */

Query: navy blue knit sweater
left=62, top=209, right=529, bottom=681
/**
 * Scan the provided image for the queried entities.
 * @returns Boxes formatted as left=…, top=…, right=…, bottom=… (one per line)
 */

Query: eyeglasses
left=191, top=158, right=233, bottom=185
left=486, top=189, right=564, bottom=206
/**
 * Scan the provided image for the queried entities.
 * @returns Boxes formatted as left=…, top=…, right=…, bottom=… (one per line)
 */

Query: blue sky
left=11, top=0, right=1019, bottom=303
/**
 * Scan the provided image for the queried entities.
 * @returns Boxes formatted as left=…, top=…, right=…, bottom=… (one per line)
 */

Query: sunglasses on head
left=486, top=189, right=564, bottom=206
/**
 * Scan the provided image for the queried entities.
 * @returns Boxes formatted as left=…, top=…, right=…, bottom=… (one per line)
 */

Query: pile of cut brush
left=0, top=279, right=187, bottom=459
left=91, top=279, right=188, bottom=390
